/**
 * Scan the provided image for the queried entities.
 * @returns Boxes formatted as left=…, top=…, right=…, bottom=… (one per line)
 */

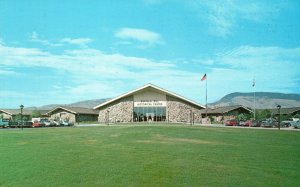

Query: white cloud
left=30, top=32, right=63, bottom=47
left=0, top=42, right=299, bottom=106
left=115, top=28, right=162, bottom=46
left=0, top=43, right=186, bottom=105
left=0, top=68, right=17, bottom=75
left=186, top=0, right=281, bottom=37
left=60, top=38, right=92, bottom=47
left=30, top=32, right=92, bottom=48
left=202, top=46, right=300, bottom=101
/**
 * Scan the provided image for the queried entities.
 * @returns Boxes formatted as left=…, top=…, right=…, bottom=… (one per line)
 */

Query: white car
left=281, top=118, right=300, bottom=127
left=292, top=120, right=300, bottom=129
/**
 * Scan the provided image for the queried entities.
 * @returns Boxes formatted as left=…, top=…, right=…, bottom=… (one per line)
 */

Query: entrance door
left=133, top=107, right=166, bottom=122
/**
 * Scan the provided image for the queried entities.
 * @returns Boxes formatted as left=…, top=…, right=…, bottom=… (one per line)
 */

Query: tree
left=237, top=113, right=247, bottom=121
left=281, top=114, right=293, bottom=121
left=293, top=114, right=300, bottom=119
left=257, top=109, right=271, bottom=120
left=31, top=110, right=41, bottom=118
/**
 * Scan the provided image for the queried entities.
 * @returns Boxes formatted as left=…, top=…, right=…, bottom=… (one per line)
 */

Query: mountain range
left=26, top=98, right=110, bottom=110
left=26, top=92, right=300, bottom=110
left=210, top=92, right=300, bottom=109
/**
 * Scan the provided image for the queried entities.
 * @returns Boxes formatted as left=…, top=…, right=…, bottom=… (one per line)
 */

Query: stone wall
left=209, top=115, right=232, bottom=123
left=50, top=109, right=76, bottom=123
left=0, top=112, right=12, bottom=119
left=166, top=95, right=203, bottom=123
left=98, top=96, right=134, bottom=123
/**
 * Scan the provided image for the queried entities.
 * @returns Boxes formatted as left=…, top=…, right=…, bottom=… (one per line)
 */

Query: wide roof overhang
left=93, top=83, right=205, bottom=110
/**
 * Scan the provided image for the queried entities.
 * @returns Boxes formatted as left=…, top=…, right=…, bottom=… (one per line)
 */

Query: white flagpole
left=206, top=75, right=208, bottom=118
left=253, top=78, right=256, bottom=120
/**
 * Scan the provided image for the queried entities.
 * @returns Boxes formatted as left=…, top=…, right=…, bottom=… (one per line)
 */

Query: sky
left=0, top=0, right=300, bottom=108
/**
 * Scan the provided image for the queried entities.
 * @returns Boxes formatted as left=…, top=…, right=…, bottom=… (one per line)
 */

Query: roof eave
left=93, top=83, right=205, bottom=109
left=46, top=107, right=77, bottom=115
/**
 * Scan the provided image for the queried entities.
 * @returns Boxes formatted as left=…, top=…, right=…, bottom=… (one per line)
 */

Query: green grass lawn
left=1, top=125, right=300, bottom=186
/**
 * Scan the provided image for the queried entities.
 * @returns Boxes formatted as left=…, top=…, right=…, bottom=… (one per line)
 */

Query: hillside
left=36, top=98, right=110, bottom=110
left=27, top=92, right=300, bottom=111
left=210, top=92, right=300, bottom=109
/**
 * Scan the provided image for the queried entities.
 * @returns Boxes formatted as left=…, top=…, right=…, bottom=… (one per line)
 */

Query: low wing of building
left=200, top=105, right=253, bottom=122
left=0, top=109, right=32, bottom=121
left=270, top=107, right=300, bottom=116
left=46, top=106, right=99, bottom=123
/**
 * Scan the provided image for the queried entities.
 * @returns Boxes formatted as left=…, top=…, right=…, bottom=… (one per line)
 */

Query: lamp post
left=190, top=109, right=192, bottom=125
left=167, top=110, right=169, bottom=123
left=20, top=104, right=24, bottom=130
left=107, top=110, right=110, bottom=126
left=277, top=105, right=281, bottom=130
left=192, top=112, right=194, bottom=125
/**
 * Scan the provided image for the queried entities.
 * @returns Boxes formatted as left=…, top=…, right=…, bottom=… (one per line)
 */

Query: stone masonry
left=97, top=94, right=204, bottom=124
left=98, top=96, right=134, bottom=123
left=50, top=109, right=76, bottom=123
left=166, top=95, right=202, bottom=123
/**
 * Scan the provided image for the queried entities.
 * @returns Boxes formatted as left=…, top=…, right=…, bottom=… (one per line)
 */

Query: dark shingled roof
left=269, top=107, right=300, bottom=115
left=200, top=105, right=253, bottom=115
left=0, top=109, right=33, bottom=115
left=47, top=106, right=99, bottom=115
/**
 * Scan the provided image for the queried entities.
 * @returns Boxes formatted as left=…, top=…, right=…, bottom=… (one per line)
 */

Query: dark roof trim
left=94, top=83, right=205, bottom=109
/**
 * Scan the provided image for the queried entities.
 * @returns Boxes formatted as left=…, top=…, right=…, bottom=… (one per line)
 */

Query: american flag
left=201, top=73, right=206, bottom=81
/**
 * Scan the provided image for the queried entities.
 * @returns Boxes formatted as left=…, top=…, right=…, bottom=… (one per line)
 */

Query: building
left=47, top=106, right=99, bottom=123
left=270, top=107, right=300, bottom=117
left=0, top=109, right=32, bottom=121
left=93, top=83, right=205, bottom=123
left=201, top=105, right=253, bottom=122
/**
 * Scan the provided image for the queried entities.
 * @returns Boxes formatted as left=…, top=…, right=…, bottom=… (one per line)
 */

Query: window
left=133, top=107, right=166, bottom=122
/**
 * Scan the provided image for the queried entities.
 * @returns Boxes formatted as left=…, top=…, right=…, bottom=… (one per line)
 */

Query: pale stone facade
left=0, top=112, right=12, bottom=119
left=50, top=109, right=76, bottom=123
left=0, top=110, right=31, bottom=121
left=98, top=96, right=134, bottom=123
left=49, top=108, right=98, bottom=123
left=166, top=95, right=202, bottom=123
left=97, top=93, right=203, bottom=124
left=95, top=84, right=205, bottom=124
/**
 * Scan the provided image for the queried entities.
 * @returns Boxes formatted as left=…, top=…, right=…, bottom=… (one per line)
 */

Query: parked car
left=9, top=121, right=19, bottom=128
left=38, top=119, right=51, bottom=127
left=281, top=118, right=299, bottom=127
left=225, top=119, right=239, bottom=126
left=249, top=120, right=261, bottom=127
left=244, top=119, right=252, bottom=127
left=261, top=118, right=278, bottom=128
left=22, top=121, right=33, bottom=128
left=238, top=121, right=245, bottom=126
left=292, top=120, right=300, bottom=128
left=50, top=120, right=59, bottom=127
left=59, top=120, right=74, bottom=126
left=32, top=121, right=39, bottom=127
left=0, top=119, right=9, bottom=128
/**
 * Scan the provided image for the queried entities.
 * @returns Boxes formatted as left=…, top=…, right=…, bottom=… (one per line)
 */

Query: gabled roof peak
left=93, top=83, right=205, bottom=109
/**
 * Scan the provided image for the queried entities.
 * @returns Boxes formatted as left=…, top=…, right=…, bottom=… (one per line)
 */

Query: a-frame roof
left=47, top=106, right=98, bottom=115
left=200, top=105, right=253, bottom=114
left=270, top=107, right=300, bottom=115
left=93, top=83, right=205, bottom=109
left=0, top=109, right=32, bottom=115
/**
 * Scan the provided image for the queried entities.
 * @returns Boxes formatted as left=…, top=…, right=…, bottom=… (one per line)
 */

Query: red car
left=225, top=119, right=239, bottom=126
left=244, top=120, right=252, bottom=127
left=32, top=121, right=39, bottom=127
